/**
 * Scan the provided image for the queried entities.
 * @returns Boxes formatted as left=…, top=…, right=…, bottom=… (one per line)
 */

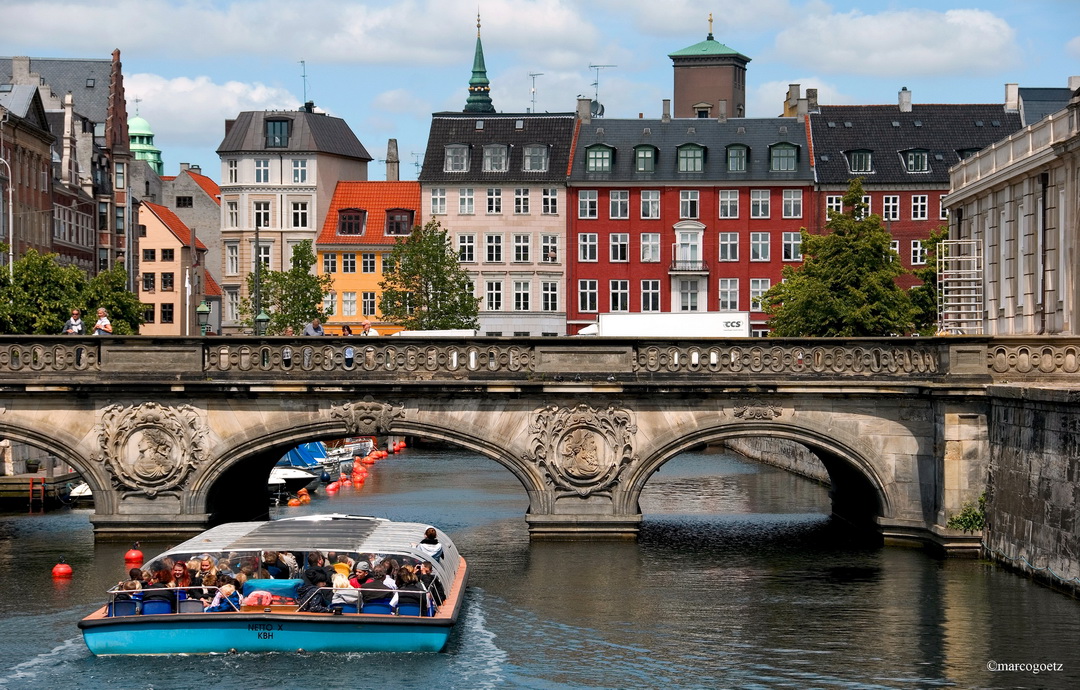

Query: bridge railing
left=0, top=336, right=1074, bottom=385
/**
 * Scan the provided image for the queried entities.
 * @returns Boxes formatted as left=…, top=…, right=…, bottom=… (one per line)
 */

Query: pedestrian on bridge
left=93, top=308, right=112, bottom=335
left=63, top=309, right=84, bottom=335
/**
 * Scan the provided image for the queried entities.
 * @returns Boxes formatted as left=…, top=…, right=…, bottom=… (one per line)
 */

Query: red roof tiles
left=317, top=181, right=421, bottom=246
left=142, top=201, right=209, bottom=250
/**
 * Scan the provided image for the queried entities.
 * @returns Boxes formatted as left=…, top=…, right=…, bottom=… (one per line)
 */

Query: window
left=610, top=233, right=629, bottom=262
left=542, top=282, right=558, bottom=312
left=338, top=209, right=366, bottom=235
left=641, top=190, right=660, bottom=219
left=459, top=188, right=474, bottom=214
left=523, top=145, right=548, bottom=172
left=578, top=190, right=598, bottom=219
left=255, top=159, right=270, bottom=183
left=143, top=304, right=155, bottom=323
left=386, top=209, right=413, bottom=235
left=142, top=272, right=155, bottom=292
left=610, top=280, right=629, bottom=311
left=750, top=190, right=770, bottom=218
left=912, top=195, right=928, bottom=220
left=486, top=281, right=503, bottom=311
left=486, top=188, right=502, bottom=214
left=641, top=280, right=661, bottom=312
left=254, top=243, right=271, bottom=271
left=227, top=160, right=237, bottom=184
left=635, top=146, right=655, bottom=172
left=610, top=190, right=629, bottom=219
left=541, top=234, right=558, bottom=263
left=342, top=292, right=357, bottom=317
left=858, top=195, right=872, bottom=219
left=321, top=292, right=336, bottom=317
left=458, top=234, right=475, bottom=262
left=719, top=232, right=739, bottom=261
left=515, top=188, right=529, bottom=214
left=176, top=196, right=193, bottom=208
left=265, top=119, right=289, bottom=147
left=542, top=188, right=558, bottom=215
left=161, top=248, right=174, bottom=262
left=159, top=272, right=173, bottom=292
left=226, top=243, right=239, bottom=275
left=679, top=279, right=700, bottom=311
left=142, top=248, right=156, bottom=262
left=678, top=145, right=704, bottom=172
left=905, top=150, right=929, bottom=172
left=323, top=252, right=337, bottom=274
left=342, top=253, right=356, bottom=273
left=719, top=190, right=738, bottom=218
left=826, top=195, right=843, bottom=217
left=579, top=233, right=597, bottom=261
left=292, top=159, right=308, bottom=184
left=848, top=150, right=872, bottom=173
left=444, top=145, right=469, bottom=172
left=225, top=288, right=239, bottom=322
left=680, top=190, right=699, bottom=219
left=939, top=195, right=948, bottom=221
left=578, top=280, right=598, bottom=312
left=362, top=292, right=376, bottom=316
left=727, top=146, right=747, bottom=172
left=483, top=145, right=508, bottom=172
left=514, top=281, right=530, bottom=311
left=431, top=188, right=446, bottom=215
left=750, top=278, right=771, bottom=310
left=253, top=201, right=271, bottom=228
left=586, top=146, right=613, bottom=172
left=227, top=201, right=238, bottom=228
left=911, top=240, right=927, bottom=265
left=751, top=232, right=770, bottom=261
left=782, top=232, right=802, bottom=261
left=782, top=190, right=802, bottom=218
left=718, top=278, right=739, bottom=311
left=641, top=233, right=661, bottom=262
left=890, top=240, right=900, bottom=259
left=485, top=234, right=503, bottom=262
left=362, top=253, right=376, bottom=273
left=513, top=234, right=530, bottom=262
left=770, top=144, right=797, bottom=171
left=292, top=202, right=308, bottom=228
left=115, top=207, right=125, bottom=234
left=115, top=162, right=125, bottom=189
left=883, top=195, right=900, bottom=221
left=161, top=303, right=174, bottom=324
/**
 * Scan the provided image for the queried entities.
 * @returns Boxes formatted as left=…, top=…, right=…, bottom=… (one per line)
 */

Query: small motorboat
left=324, top=437, right=376, bottom=473
left=268, top=466, right=319, bottom=496
left=278, top=442, right=332, bottom=482
left=68, top=481, right=93, bottom=503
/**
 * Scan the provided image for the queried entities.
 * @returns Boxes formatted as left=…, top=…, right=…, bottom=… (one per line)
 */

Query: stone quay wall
left=719, top=438, right=830, bottom=485
left=985, top=386, right=1080, bottom=598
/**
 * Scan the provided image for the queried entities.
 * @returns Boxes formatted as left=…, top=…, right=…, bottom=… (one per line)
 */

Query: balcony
left=669, top=259, right=709, bottom=274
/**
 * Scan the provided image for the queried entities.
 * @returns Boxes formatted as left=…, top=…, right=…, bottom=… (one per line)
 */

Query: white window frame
left=609, top=280, right=630, bottom=312
left=719, top=232, right=739, bottom=262
left=641, top=280, right=661, bottom=312
left=487, top=188, right=502, bottom=214
left=485, top=234, right=503, bottom=263
left=578, top=280, right=598, bottom=313
left=641, top=233, right=661, bottom=263
left=541, top=234, right=559, bottom=263
left=482, top=145, right=508, bottom=172
left=782, top=189, right=802, bottom=219
left=719, top=189, right=738, bottom=219
left=718, top=278, right=739, bottom=311
left=225, top=242, right=239, bottom=276
left=680, top=190, right=699, bottom=219
left=750, top=232, right=770, bottom=261
left=541, top=281, right=558, bottom=312
left=524, top=145, right=548, bottom=172
left=431, top=188, right=446, bottom=215
left=513, top=234, right=531, bottom=263
left=911, top=240, right=927, bottom=265
left=292, top=159, right=308, bottom=184
left=579, top=233, right=598, bottom=262
left=782, top=231, right=802, bottom=261
left=445, top=145, right=469, bottom=172
left=882, top=195, right=900, bottom=221
left=610, top=190, right=629, bottom=219
left=826, top=195, right=843, bottom=217
left=578, top=190, right=598, bottom=219
left=457, top=234, right=475, bottom=263
left=912, top=194, right=929, bottom=221
left=610, top=233, right=629, bottom=262
left=486, top=280, right=503, bottom=311
left=514, top=280, right=531, bottom=311
left=542, top=188, right=559, bottom=215
left=458, top=188, right=474, bottom=214
left=750, top=278, right=771, bottom=310
left=641, top=190, right=660, bottom=219
left=750, top=189, right=770, bottom=218
left=515, top=188, right=529, bottom=215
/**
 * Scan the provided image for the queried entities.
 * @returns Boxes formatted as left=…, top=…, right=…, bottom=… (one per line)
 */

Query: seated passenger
left=203, top=583, right=241, bottom=612
left=395, top=565, right=427, bottom=614
left=170, top=560, right=192, bottom=596
left=416, top=527, right=444, bottom=560
left=302, top=552, right=335, bottom=586
left=193, top=555, right=217, bottom=585
left=330, top=573, right=359, bottom=609
left=418, top=562, right=445, bottom=606
left=261, top=551, right=289, bottom=579
left=297, top=569, right=332, bottom=612
left=360, top=564, right=398, bottom=608
left=141, top=569, right=177, bottom=607
left=195, top=571, right=218, bottom=605
left=350, top=561, right=373, bottom=588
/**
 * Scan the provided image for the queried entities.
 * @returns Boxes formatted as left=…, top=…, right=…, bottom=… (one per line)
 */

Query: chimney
left=786, top=84, right=800, bottom=111
left=717, top=100, right=727, bottom=124
left=179, top=162, right=190, bottom=172
left=1004, top=83, right=1019, bottom=111
left=224, top=119, right=235, bottom=136
left=61, top=93, right=75, bottom=185
left=807, top=88, right=819, bottom=113
left=898, top=86, right=912, bottom=113
left=662, top=99, right=671, bottom=123
left=577, top=97, right=592, bottom=125
left=303, top=101, right=316, bottom=113
left=1068, top=75, right=1080, bottom=91
left=385, top=138, right=400, bottom=182
left=190, top=164, right=201, bottom=174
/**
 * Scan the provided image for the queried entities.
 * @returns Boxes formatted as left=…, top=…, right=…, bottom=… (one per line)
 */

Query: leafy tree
left=242, top=239, right=333, bottom=335
left=81, top=264, right=148, bottom=335
left=762, top=178, right=914, bottom=336
left=909, top=225, right=950, bottom=335
left=379, top=219, right=479, bottom=331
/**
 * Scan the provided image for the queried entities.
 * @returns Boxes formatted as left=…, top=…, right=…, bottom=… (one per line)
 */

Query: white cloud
left=773, top=8, right=1018, bottom=76
left=1067, top=35, right=1080, bottom=59
left=591, top=0, right=797, bottom=36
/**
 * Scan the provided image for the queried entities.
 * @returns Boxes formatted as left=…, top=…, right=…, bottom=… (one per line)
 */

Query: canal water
left=1, top=445, right=1078, bottom=689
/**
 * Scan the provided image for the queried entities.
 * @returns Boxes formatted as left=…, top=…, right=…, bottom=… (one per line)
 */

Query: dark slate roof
left=810, top=104, right=1022, bottom=186
left=419, top=112, right=578, bottom=184
left=0, top=57, right=112, bottom=123
left=569, top=117, right=812, bottom=183
left=216, top=109, right=372, bottom=161
left=0, top=85, right=53, bottom=137
left=1018, top=87, right=1074, bottom=126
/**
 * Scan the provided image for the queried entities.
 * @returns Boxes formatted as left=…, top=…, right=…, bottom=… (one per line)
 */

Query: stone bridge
left=1, top=335, right=1076, bottom=547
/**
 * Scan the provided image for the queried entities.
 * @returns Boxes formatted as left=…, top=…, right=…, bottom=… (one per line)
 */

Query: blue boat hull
left=80, top=611, right=453, bottom=654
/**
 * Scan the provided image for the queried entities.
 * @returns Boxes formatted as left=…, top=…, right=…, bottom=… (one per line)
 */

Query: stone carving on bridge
left=733, top=400, right=783, bottom=420
left=92, top=402, right=209, bottom=498
left=527, top=403, right=637, bottom=497
left=331, top=398, right=405, bottom=435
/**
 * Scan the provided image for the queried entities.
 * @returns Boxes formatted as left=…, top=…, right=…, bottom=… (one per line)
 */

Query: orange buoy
left=326, top=481, right=340, bottom=491
left=399, top=441, right=407, bottom=449
left=52, top=557, right=73, bottom=578
left=124, top=542, right=144, bottom=566
left=297, top=487, right=309, bottom=496
left=299, top=494, right=311, bottom=504
left=341, top=479, right=352, bottom=487
left=287, top=498, right=301, bottom=507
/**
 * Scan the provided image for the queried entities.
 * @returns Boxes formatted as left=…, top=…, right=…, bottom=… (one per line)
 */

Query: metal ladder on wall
left=937, top=240, right=984, bottom=335
left=28, top=477, right=45, bottom=513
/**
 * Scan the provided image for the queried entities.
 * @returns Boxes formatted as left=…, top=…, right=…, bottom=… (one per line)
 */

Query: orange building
left=137, top=201, right=208, bottom=335
left=316, top=181, right=420, bottom=334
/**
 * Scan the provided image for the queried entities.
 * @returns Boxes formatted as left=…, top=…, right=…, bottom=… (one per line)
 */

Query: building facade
left=137, top=201, right=207, bottom=336
left=0, top=84, right=55, bottom=269
left=669, top=22, right=750, bottom=120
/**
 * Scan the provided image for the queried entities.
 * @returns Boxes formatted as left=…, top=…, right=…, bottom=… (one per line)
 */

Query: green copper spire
left=464, top=12, right=495, bottom=113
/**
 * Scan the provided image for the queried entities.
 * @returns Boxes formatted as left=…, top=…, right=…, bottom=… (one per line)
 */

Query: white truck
left=579, top=312, right=751, bottom=337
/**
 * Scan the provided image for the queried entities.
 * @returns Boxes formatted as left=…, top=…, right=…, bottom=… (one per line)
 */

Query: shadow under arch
left=621, top=421, right=890, bottom=528
left=0, top=420, right=111, bottom=508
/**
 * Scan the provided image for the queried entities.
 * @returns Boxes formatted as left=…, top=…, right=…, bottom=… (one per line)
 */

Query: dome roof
left=127, top=115, right=154, bottom=136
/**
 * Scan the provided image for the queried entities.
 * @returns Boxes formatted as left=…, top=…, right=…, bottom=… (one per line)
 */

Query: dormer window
left=523, top=145, right=548, bottom=172
left=482, top=145, right=508, bottom=172
left=847, top=150, right=873, bottom=173
left=444, top=145, right=469, bottom=172
left=769, top=144, right=798, bottom=172
left=385, top=209, right=414, bottom=236
left=338, top=209, right=366, bottom=235
left=586, top=145, right=614, bottom=172
left=904, top=149, right=930, bottom=173
left=726, top=145, right=747, bottom=172
left=677, top=144, right=704, bottom=173
left=635, top=145, right=656, bottom=173
left=265, top=119, right=290, bottom=148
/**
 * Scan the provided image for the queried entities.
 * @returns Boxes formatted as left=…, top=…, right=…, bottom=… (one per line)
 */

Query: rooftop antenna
left=133, top=96, right=142, bottom=116
left=589, top=63, right=616, bottom=103
left=412, top=152, right=422, bottom=175
left=299, top=60, right=308, bottom=103
left=529, top=72, right=544, bottom=113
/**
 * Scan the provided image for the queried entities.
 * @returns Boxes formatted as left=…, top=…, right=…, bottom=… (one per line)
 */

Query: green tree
left=909, top=225, right=950, bottom=335
left=762, top=178, right=914, bottom=336
left=242, top=239, right=333, bottom=334
left=379, top=219, right=479, bottom=331
left=82, top=264, right=148, bottom=335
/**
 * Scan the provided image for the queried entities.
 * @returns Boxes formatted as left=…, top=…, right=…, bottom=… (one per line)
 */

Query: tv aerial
left=589, top=63, right=615, bottom=118
left=529, top=72, right=544, bottom=113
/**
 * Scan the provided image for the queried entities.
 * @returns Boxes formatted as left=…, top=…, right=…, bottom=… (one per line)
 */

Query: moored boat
left=324, top=436, right=376, bottom=473
left=78, top=514, right=467, bottom=654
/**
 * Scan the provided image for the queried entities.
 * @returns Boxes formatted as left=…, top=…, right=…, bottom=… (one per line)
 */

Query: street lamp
left=255, top=309, right=270, bottom=336
left=196, top=300, right=211, bottom=336
left=0, top=156, right=13, bottom=279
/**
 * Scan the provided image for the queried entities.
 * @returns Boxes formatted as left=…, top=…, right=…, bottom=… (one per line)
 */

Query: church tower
left=669, top=14, right=751, bottom=119
left=463, top=13, right=495, bottom=113
left=128, top=107, right=164, bottom=175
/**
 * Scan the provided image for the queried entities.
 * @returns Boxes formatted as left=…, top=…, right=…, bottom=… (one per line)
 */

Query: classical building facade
left=0, top=84, right=55, bottom=268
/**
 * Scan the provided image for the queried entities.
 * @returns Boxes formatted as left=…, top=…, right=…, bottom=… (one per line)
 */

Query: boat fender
left=287, top=498, right=301, bottom=507
left=320, top=470, right=331, bottom=483
left=52, top=556, right=73, bottom=578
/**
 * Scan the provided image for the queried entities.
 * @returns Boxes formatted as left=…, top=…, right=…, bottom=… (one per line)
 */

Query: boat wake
left=0, top=636, right=85, bottom=686
left=448, top=587, right=508, bottom=688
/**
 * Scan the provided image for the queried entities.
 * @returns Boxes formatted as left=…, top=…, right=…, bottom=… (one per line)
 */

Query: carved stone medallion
left=527, top=403, right=637, bottom=497
left=732, top=400, right=783, bottom=420
left=92, top=402, right=209, bottom=497
left=331, top=398, right=404, bottom=436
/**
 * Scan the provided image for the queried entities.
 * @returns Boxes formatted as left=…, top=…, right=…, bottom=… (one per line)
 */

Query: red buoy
left=52, top=557, right=73, bottom=579
left=124, top=542, right=144, bottom=567
left=287, top=498, right=301, bottom=507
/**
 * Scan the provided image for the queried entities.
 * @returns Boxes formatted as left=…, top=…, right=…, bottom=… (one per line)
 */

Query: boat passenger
left=141, top=569, right=177, bottom=609
left=261, top=551, right=291, bottom=579
left=396, top=565, right=427, bottom=614
left=297, top=569, right=332, bottom=612
left=193, top=555, right=218, bottom=584
left=349, top=561, right=373, bottom=588
left=330, top=573, right=359, bottom=609
left=170, top=560, right=192, bottom=590
left=360, top=564, right=398, bottom=609
left=203, top=583, right=241, bottom=612
left=194, top=571, right=218, bottom=605
left=302, top=552, right=335, bottom=587
left=418, top=562, right=445, bottom=606
left=416, top=527, right=444, bottom=560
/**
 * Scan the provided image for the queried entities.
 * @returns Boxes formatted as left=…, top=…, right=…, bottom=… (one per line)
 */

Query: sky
left=3, top=0, right=1078, bottom=182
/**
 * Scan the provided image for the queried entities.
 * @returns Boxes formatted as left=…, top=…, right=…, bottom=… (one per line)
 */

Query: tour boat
left=78, top=514, right=468, bottom=654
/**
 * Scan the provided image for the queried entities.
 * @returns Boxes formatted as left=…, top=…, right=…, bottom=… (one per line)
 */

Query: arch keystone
left=331, top=398, right=404, bottom=435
